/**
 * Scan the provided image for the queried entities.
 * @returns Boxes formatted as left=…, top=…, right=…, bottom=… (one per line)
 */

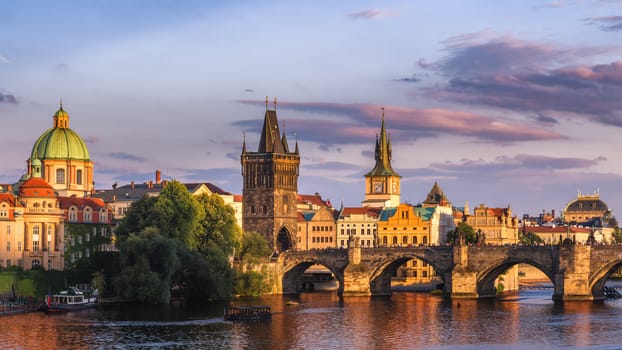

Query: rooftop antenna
left=274, top=97, right=277, bottom=111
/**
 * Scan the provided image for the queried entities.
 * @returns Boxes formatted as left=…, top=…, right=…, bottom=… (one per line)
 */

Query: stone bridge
left=270, top=242, right=622, bottom=301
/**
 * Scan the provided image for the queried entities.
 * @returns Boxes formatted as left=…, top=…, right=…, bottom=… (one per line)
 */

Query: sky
left=2, top=0, right=622, bottom=218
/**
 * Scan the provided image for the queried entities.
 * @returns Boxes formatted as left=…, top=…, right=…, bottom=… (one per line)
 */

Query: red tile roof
left=297, top=194, right=331, bottom=208
left=341, top=207, right=380, bottom=217
left=524, top=226, right=591, bottom=234
left=58, top=197, right=107, bottom=210
left=19, top=177, right=55, bottom=197
left=0, top=193, right=19, bottom=207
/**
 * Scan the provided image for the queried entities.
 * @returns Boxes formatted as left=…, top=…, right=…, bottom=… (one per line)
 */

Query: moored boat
left=39, top=286, right=98, bottom=313
left=224, top=306, right=271, bottom=321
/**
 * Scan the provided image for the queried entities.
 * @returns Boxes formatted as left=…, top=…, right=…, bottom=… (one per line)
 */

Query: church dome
left=30, top=104, right=90, bottom=161
left=19, top=177, right=56, bottom=198
left=564, top=196, right=608, bottom=213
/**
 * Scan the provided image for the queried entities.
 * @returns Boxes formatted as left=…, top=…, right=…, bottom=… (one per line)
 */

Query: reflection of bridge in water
left=271, top=242, right=622, bottom=301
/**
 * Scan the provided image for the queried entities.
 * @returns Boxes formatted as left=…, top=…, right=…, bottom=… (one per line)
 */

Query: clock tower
left=362, top=109, right=401, bottom=208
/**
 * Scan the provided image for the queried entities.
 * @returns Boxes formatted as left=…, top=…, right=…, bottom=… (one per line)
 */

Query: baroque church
left=0, top=103, right=112, bottom=270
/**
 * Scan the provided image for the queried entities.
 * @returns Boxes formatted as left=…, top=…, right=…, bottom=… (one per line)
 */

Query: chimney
left=131, top=181, right=135, bottom=189
left=7, top=185, right=12, bottom=192
left=149, top=180, right=153, bottom=189
left=156, top=169, right=162, bottom=185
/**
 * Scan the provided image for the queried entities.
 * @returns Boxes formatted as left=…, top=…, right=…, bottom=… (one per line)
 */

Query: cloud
left=347, top=9, right=391, bottom=20
left=237, top=99, right=564, bottom=145
left=105, top=152, right=148, bottom=162
left=0, top=93, right=17, bottom=104
left=394, top=76, right=421, bottom=83
left=584, top=15, right=622, bottom=31
left=430, top=154, right=606, bottom=174
left=83, top=136, right=100, bottom=143
left=417, top=34, right=622, bottom=127
left=533, top=113, right=559, bottom=124
left=0, top=54, right=9, bottom=63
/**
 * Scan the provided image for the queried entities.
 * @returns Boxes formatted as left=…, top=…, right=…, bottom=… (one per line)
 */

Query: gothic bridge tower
left=241, top=98, right=300, bottom=252
left=362, top=108, right=401, bottom=208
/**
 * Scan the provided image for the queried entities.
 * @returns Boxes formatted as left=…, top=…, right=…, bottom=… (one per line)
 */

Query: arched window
left=84, top=207, right=92, bottom=222
left=392, top=236, right=398, bottom=245
left=382, top=236, right=387, bottom=245
left=56, top=168, right=65, bottom=184
left=69, top=207, right=78, bottom=222
left=413, top=236, right=418, bottom=245
left=99, top=209, right=107, bottom=223
left=31, top=259, right=41, bottom=268
left=402, top=236, right=408, bottom=245
left=76, top=169, right=83, bottom=185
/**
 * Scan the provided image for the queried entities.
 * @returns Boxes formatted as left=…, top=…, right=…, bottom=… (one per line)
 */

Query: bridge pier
left=553, top=245, right=594, bottom=301
left=342, top=237, right=373, bottom=296
left=448, top=246, right=479, bottom=299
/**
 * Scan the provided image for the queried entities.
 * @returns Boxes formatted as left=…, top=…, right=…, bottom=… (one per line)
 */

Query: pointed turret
left=294, top=134, right=299, bottom=155
left=423, top=181, right=451, bottom=207
left=241, top=132, right=247, bottom=154
left=281, top=132, right=290, bottom=153
left=365, top=109, right=399, bottom=177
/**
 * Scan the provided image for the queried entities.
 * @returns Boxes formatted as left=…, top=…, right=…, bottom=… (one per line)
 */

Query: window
left=6, top=241, right=10, bottom=251
left=69, top=207, right=77, bottom=222
left=56, top=168, right=65, bottom=184
left=0, top=204, right=7, bottom=217
left=76, top=169, right=83, bottom=185
left=392, top=237, right=397, bottom=245
left=18, top=242, right=21, bottom=251
left=33, top=240, right=39, bottom=252
left=31, top=260, right=41, bottom=268
left=84, top=207, right=92, bottom=222
left=100, top=209, right=108, bottom=223
left=382, top=236, right=387, bottom=245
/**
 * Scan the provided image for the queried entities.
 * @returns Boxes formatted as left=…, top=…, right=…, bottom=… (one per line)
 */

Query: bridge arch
left=276, top=225, right=295, bottom=252
left=476, top=257, right=555, bottom=298
left=588, top=258, right=622, bottom=300
left=367, top=250, right=451, bottom=296
left=281, top=257, right=345, bottom=295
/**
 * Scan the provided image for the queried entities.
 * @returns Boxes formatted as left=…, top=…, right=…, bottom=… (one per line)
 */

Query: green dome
left=30, top=104, right=91, bottom=161
left=31, top=127, right=90, bottom=161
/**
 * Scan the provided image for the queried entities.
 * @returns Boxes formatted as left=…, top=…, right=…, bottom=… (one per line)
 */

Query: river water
left=3, top=285, right=622, bottom=349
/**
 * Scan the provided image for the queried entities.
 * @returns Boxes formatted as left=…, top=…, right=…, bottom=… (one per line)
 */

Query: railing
left=23, top=208, right=63, bottom=215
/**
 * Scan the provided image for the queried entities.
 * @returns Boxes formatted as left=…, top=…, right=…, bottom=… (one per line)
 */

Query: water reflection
left=5, top=288, right=622, bottom=349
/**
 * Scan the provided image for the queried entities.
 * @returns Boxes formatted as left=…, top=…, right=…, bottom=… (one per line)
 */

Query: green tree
left=519, top=231, right=545, bottom=245
left=195, top=193, right=242, bottom=256
left=115, top=196, right=159, bottom=241
left=113, top=228, right=180, bottom=303
left=154, top=180, right=201, bottom=247
left=447, top=222, right=478, bottom=245
left=234, top=232, right=273, bottom=296
left=237, top=231, right=272, bottom=263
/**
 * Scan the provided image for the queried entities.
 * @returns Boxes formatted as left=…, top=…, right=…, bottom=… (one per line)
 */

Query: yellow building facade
left=378, top=204, right=435, bottom=283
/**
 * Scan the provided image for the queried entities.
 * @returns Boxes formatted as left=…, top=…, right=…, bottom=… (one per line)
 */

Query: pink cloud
left=347, top=9, right=392, bottom=20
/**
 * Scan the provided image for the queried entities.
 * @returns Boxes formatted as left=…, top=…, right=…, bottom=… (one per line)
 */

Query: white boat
left=39, top=286, right=98, bottom=313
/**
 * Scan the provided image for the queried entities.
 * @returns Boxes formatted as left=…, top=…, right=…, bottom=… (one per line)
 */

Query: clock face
left=374, top=182, right=383, bottom=193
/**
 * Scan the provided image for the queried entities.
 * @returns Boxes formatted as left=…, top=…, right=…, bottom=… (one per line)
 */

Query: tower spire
left=365, top=107, right=398, bottom=177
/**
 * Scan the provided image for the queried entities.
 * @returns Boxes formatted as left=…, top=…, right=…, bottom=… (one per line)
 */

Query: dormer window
left=84, top=207, right=92, bottom=222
